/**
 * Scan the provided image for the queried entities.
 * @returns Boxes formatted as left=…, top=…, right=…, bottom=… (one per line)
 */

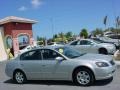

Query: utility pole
left=116, top=16, right=120, bottom=49
left=50, top=18, right=54, bottom=39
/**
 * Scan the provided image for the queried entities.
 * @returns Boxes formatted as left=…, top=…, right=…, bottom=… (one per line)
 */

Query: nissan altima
left=67, top=39, right=116, bottom=55
left=5, top=46, right=116, bottom=86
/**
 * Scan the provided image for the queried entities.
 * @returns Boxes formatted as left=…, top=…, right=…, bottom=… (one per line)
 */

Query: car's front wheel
left=73, top=68, right=95, bottom=86
left=13, top=70, right=26, bottom=84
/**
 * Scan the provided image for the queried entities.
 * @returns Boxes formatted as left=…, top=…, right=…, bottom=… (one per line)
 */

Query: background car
left=5, top=46, right=116, bottom=86
left=99, top=35, right=120, bottom=49
left=91, top=38, right=117, bottom=48
left=19, top=45, right=38, bottom=54
left=91, top=38, right=115, bottom=44
left=67, top=39, right=116, bottom=55
left=47, top=42, right=64, bottom=46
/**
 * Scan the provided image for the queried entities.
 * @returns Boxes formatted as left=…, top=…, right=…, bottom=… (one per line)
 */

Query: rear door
left=20, top=49, right=42, bottom=79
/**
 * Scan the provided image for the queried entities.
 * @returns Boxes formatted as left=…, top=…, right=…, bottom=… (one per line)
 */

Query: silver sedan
left=67, top=39, right=116, bottom=55
left=5, top=46, right=116, bottom=86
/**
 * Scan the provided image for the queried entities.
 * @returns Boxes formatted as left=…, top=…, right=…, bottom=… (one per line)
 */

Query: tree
left=52, top=34, right=58, bottom=42
left=59, top=32, right=64, bottom=41
left=80, top=29, right=88, bottom=38
left=37, top=36, right=44, bottom=41
left=53, top=34, right=58, bottom=38
left=37, top=36, right=40, bottom=41
left=91, top=28, right=103, bottom=37
left=65, top=32, right=73, bottom=38
left=36, top=36, right=45, bottom=45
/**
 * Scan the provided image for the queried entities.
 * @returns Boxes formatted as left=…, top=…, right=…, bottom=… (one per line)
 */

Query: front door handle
left=20, top=64, right=24, bottom=66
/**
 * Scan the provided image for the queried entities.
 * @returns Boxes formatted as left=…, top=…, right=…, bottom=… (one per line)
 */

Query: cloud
left=31, top=0, right=43, bottom=8
left=18, top=6, right=27, bottom=11
left=18, top=0, right=43, bottom=11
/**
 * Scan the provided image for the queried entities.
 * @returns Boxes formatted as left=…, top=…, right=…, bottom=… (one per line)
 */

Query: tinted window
left=20, top=50, right=42, bottom=60
left=48, top=42, right=54, bottom=45
left=108, top=35, right=120, bottom=39
left=92, top=39, right=101, bottom=44
left=92, top=38, right=104, bottom=43
left=70, top=41, right=78, bottom=45
left=41, top=49, right=62, bottom=60
left=80, top=40, right=92, bottom=45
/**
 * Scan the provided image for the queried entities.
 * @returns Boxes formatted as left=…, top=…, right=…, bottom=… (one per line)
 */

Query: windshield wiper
left=71, top=53, right=86, bottom=58
left=71, top=56, right=80, bottom=58
left=80, top=53, right=86, bottom=56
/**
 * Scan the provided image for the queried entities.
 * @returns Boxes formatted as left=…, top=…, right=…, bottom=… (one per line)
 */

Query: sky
left=0, top=0, right=120, bottom=39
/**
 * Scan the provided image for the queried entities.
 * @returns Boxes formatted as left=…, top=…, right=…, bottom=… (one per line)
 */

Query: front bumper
left=94, top=65, right=116, bottom=80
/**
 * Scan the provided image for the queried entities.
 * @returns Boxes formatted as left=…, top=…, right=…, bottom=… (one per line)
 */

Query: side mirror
left=90, top=43, right=94, bottom=46
left=55, top=57, right=64, bottom=61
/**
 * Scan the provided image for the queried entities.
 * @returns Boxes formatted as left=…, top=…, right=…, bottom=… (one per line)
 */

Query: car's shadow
left=4, top=77, right=113, bottom=86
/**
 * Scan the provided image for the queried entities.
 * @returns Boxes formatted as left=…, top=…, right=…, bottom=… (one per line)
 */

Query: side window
left=27, top=47, right=31, bottom=50
left=20, top=50, right=42, bottom=60
left=108, top=35, right=120, bottom=39
left=41, top=49, right=62, bottom=60
left=70, top=41, right=78, bottom=45
left=80, top=40, right=92, bottom=45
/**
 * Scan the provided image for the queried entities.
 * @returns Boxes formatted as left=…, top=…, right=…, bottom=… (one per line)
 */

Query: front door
left=79, top=40, right=97, bottom=53
left=40, top=49, right=69, bottom=80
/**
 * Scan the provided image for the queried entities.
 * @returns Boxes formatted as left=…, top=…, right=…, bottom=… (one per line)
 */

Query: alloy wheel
left=76, top=71, right=90, bottom=85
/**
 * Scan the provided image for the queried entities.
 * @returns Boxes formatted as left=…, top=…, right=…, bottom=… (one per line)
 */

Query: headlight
left=96, top=62, right=109, bottom=67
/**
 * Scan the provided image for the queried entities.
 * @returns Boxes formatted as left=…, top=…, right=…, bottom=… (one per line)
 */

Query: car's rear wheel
left=73, top=68, right=95, bottom=86
left=13, top=70, right=26, bottom=84
left=99, top=48, right=108, bottom=55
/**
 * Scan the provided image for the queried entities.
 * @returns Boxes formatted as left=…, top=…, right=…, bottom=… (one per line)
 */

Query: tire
left=13, top=70, right=27, bottom=84
left=73, top=68, right=95, bottom=86
left=99, top=48, right=108, bottom=55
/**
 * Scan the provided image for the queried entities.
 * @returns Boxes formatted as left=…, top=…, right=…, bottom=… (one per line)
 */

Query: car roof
left=41, top=45, right=65, bottom=50
left=19, top=45, right=65, bottom=55
left=69, top=39, right=93, bottom=43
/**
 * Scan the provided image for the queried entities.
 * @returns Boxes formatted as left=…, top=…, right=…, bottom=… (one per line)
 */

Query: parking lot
left=0, top=61, right=120, bottom=90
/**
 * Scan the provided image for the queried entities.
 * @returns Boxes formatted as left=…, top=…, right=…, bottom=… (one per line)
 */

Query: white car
left=47, top=42, right=64, bottom=46
left=67, top=39, right=116, bottom=54
left=100, top=36, right=120, bottom=49
left=19, top=45, right=37, bottom=54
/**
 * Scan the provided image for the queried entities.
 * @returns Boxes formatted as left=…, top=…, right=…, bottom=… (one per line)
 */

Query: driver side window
left=70, top=41, right=78, bottom=45
left=70, top=40, right=81, bottom=45
left=41, top=49, right=63, bottom=60
left=80, top=40, right=92, bottom=45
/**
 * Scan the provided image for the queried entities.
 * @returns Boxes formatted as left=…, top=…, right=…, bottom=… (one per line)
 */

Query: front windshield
left=55, top=47, right=85, bottom=59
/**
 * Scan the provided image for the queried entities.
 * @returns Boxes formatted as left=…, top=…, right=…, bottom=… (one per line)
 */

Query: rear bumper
left=5, top=66, right=13, bottom=78
left=107, top=48, right=116, bottom=54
